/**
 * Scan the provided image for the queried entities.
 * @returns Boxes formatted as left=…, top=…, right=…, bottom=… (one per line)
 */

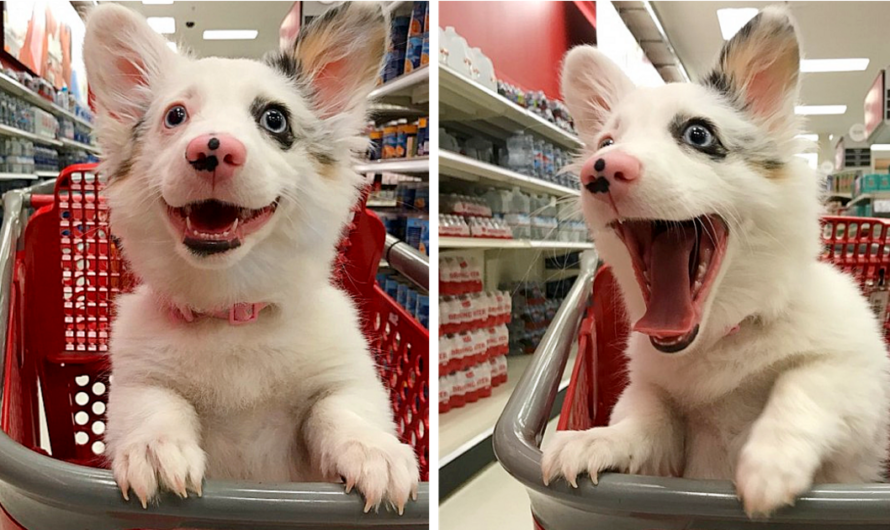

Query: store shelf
left=367, top=199, right=399, bottom=208
left=0, top=172, right=37, bottom=181
left=60, top=138, right=100, bottom=154
left=826, top=192, right=852, bottom=201
left=440, top=150, right=579, bottom=197
left=355, top=156, right=429, bottom=174
left=0, top=72, right=93, bottom=130
left=35, top=170, right=58, bottom=178
left=370, top=66, right=430, bottom=103
left=439, top=65, right=582, bottom=149
left=0, top=123, right=63, bottom=147
left=439, top=237, right=593, bottom=250
left=440, top=350, right=576, bottom=464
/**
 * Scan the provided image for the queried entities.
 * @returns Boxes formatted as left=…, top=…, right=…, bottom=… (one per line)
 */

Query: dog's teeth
left=186, top=216, right=193, bottom=232
left=694, top=280, right=703, bottom=293
left=232, top=218, right=239, bottom=232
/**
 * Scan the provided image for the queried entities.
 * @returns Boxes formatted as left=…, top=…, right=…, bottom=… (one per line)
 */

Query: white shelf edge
left=368, top=199, right=399, bottom=208
left=440, top=150, right=579, bottom=197
left=0, top=123, right=63, bottom=147
left=439, top=65, right=581, bottom=149
left=439, top=237, right=593, bottom=250
left=369, top=66, right=430, bottom=101
left=355, top=157, right=429, bottom=174
left=60, top=138, right=100, bottom=154
left=35, top=170, right=58, bottom=178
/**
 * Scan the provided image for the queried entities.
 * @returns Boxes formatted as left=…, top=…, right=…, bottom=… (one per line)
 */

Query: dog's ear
left=288, top=2, right=388, bottom=120
left=84, top=4, right=177, bottom=125
left=704, top=7, right=800, bottom=135
left=561, top=46, right=635, bottom=141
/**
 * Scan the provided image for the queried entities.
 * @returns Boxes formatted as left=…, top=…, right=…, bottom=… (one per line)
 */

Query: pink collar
left=169, top=302, right=269, bottom=325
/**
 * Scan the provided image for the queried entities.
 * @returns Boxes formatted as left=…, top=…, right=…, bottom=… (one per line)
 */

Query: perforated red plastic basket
left=0, top=164, right=428, bottom=529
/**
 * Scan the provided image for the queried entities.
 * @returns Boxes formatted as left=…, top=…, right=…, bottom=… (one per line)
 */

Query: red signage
left=864, top=71, right=885, bottom=140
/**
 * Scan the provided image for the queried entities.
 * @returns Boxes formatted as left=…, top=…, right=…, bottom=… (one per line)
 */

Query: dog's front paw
left=541, top=428, right=631, bottom=487
left=735, top=437, right=817, bottom=518
left=111, top=437, right=206, bottom=508
left=325, top=432, right=419, bottom=514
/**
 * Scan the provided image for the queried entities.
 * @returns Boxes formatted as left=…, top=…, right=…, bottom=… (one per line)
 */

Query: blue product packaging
left=416, top=295, right=429, bottom=328
left=397, top=282, right=409, bottom=308
left=385, top=278, right=400, bottom=299
left=413, top=183, right=429, bottom=212
left=405, top=36, right=424, bottom=73
left=417, top=117, right=429, bottom=156
left=406, top=288, right=418, bottom=316
left=406, top=218, right=429, bottom=255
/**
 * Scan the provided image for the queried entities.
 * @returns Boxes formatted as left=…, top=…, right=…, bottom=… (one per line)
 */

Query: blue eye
left=164, top=105, right=188, bottom=128
left=261, top=109, right=287, bottom=133
left=683, top=124, right=715, bottom=148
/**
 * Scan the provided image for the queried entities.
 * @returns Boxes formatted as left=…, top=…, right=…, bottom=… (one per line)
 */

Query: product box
left=855, top=174, right=890, bottom=196
left=406, top=217, right=429, bottom=255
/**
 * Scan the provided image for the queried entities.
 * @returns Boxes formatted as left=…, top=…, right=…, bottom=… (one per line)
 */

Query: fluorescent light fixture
left=203, top=29, right=258, bottom=40
left=166, top=41, right=178, bottom=52
left=870, top=144, right=890, bottom=150
left=717, top=8, right=758, bottom=40
left=795, top=105, right=847, bottom=116
left=146, top=17, right=175, bottom=35
left=797, top=134, right=819, bottom=141
left=143, top=0, right=174, bottom=5
left=801, top=58, right=869, bottom=73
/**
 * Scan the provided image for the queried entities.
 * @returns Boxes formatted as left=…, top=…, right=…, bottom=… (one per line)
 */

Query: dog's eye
left=599, top=137, right=614, bottom=149
left=683, top=124, right=715, bottom=148
left=164, top=105, right=188, bottom=128
left=261, top=109, right=287, bottom=134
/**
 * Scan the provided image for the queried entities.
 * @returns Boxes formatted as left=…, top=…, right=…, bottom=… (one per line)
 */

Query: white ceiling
left=652, top=1, right=890, bottom=138
left=106, top=1, right=298, bottom=59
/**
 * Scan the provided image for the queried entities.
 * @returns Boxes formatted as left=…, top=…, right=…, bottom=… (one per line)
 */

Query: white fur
left=83, top=2, right=418, bottom=512
left=542, top=7, right=889, bottom=518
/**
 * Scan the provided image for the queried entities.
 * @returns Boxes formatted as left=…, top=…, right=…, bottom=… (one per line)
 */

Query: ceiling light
left=795, top=105, right=847, bottom=116
left=143, top=0, right=174, bottom=5
left=870, top=144, right=890, bottom=150
left=801, top=58, right=869, bottom=73
left=203, top=30, right=258, bottom=40
left=717, top=8, right=758, bottom=40
left=146, top=17, right=175, bottom=35
left=797, top=134, right=819, bottom=141
left=167, top=41, right=178, bottom=52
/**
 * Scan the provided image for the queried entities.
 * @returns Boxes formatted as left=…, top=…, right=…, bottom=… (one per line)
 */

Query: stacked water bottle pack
left=505, top=281, right=563, bottom=355
left=438, top=187, right=587, bottom=242
left=438, top=255, right=512, bottom=414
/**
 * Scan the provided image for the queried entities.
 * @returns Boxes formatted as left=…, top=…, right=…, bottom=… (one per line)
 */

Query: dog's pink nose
left=185, top=133, right=246, bottom=183
left=580, top=151, right=641, bottom=203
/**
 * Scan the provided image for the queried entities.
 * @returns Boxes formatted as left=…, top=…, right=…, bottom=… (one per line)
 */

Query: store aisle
left=440, top=418, right=559, bottom=529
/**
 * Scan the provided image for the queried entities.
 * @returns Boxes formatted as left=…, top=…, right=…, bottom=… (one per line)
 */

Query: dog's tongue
left=633, top=227, right=697, bottom=336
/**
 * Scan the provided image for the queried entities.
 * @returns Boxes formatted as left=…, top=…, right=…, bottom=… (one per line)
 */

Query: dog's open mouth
left=166, top=199, right=278, bottom=256
left=611, top=215, right=729, bottom=353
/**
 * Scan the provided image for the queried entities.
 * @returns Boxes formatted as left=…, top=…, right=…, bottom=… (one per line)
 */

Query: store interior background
left=439, top=2, right=890, bottom=529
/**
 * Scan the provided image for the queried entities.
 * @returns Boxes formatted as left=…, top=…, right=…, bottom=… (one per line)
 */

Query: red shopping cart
left=0, top=164, right=429, bottom=529
left=494, top=216, right=890, bottom=530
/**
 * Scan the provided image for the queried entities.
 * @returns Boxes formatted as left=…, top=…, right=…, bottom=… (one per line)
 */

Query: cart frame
left=0, top=180, right=429, bottom=530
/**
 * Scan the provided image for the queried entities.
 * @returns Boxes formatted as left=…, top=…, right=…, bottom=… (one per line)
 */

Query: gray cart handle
left=0, top=183, right=429, bottom=530
left=493, top=261, right=890, bottom=524
left=384, top=233, right=429, bottom=291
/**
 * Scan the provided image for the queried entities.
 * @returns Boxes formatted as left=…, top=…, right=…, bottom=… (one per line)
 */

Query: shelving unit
left=0, top=72, right=93, bottom=130
left=440, top=237, right=593, bottom=251
left=440, top=150, right=579, bottom=197
left=0, top=172, right=37, bottom=181
left=0, top=124, right=62, bottom=147
left=355, top=156, right=429, bottom=175
left=439, top=65, right=581, bottom=149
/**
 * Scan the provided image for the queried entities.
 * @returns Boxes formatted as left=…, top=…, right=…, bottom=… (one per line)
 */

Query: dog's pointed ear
left=84, top=4, right=178, bottom=125
left=288, top=2, right=389, bottom=120
left=704, top=7, right=800, bottom=134
left=561, top=46, right=635, bottom=141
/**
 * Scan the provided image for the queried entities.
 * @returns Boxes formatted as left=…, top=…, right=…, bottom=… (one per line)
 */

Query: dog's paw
left=112, top=437, right=206, bottom=508
left=735, top=437, right=817, bottom=518
left=541, top=428, right=631, bottom=487
left=326, top=432, right=419, bottom=514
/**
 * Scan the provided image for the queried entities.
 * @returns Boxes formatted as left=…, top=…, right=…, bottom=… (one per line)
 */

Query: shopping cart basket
left=494, top=217, right=890, bottom=530
left=0, top=165, right=429, bottom=530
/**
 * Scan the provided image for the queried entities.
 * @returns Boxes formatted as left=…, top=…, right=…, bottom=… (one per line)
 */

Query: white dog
left=542, top=7, right=889, bottom=517
left=83, top=2, right=418, bottom=513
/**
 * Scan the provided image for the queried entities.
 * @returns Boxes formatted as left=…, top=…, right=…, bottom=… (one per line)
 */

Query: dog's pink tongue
left=634, top=228, right=697, bottom=336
